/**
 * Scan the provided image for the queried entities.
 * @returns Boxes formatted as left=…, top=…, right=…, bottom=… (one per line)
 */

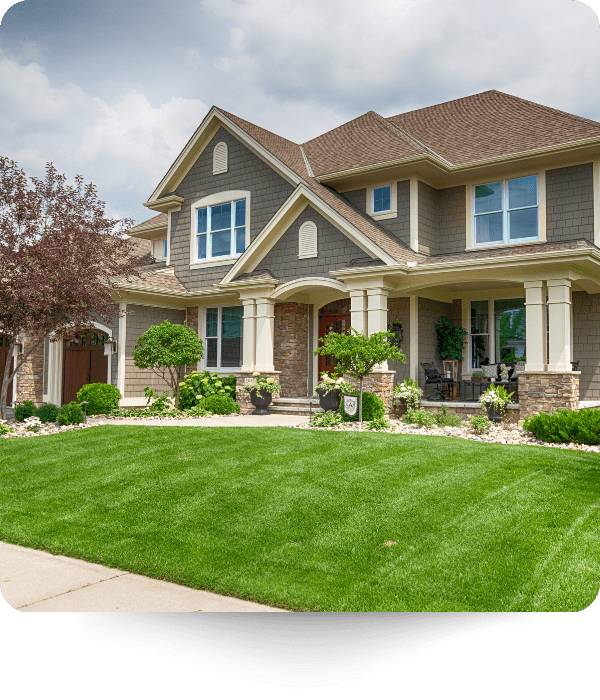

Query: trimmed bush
left=523, top=408, right=600, bottom=445
left=37, top=403, right=59, bottom=423
left=57, top=402, right=85, bottom=426
left=13, top=400, right=37, bottom=422
left=76, top=383, right=121, bottom=415
left=340, top=391, right=385, bottom=422
left=403, top=408, right=436, bottom=428
left=179, top=371, right=236, bottom=409
left=198, top=395, right=241, bottom=415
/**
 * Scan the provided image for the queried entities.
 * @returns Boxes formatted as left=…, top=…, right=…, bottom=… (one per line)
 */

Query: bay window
left=204, top=306, right=243, bottom=370
left=474, top=175, right=539, bottom=246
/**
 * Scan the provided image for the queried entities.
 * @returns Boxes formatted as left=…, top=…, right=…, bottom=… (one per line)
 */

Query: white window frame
left=465, top=296, right=526, bottom=374
left=189, top=190, right=251, bottom=269
left=152, top=237, right=167, bottom=261
left=467, top=172, right=546, bottom=250
left=367, top=182, right=397, bottom=220
left=202, top=305, right=243, bottom=372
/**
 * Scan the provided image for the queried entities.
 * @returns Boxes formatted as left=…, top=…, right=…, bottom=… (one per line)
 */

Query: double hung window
left=205, top=306, right=243, bottom=369
left=373, top=185, right=392, bottom=213
left=196, top=199, right=246, bottom=261
left=474, top=176, right=539, bottom=246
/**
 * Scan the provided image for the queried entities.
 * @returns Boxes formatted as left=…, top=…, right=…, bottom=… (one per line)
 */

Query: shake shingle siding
left=388, top=297, right=410, bottom=385
left=418, top=182, right=438, bottom=255
left=168, top=127, right=295, bottom=290
left=256, top=206, right=380, bottom=283
left=572, top=291, right=600, bottom=400
left=417, top=297, right=453, bottom=388
left=341, top=188, right=366, bottom=212
left=546, top=163, right=594, bottom=244
left=437, top=186, right=466, bottom=255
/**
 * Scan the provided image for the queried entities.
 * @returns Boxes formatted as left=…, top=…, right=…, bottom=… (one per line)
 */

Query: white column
left=349, top=290, right=367, bottom=333
left=254, top=298, right=275, bottom=372
left=524, top=281, right=547, bottom=371
left=241, top=299, right=256, bottom=372
left=409, top=295, right=419, bottom=381
left=547, top=279, right=572, bottom=371
left=117, top=302, right=127, bottom=398
left=367, top=287, right=390, bottom=370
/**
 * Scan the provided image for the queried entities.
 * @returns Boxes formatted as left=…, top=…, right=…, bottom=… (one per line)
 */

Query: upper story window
left=152, top=237, right=167, bottom=260
left=474, top=176, right=539, bottom=246
left=196, top=198, right=247, bottom=261
left=373, top=185, right=392, bottom=213
left=213, top=142, right=228, bottom=175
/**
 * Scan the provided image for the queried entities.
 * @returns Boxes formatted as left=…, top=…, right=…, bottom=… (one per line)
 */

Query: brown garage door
left=0, top=336, right=14, bottom=405
left=62, top=331, right=108, bottom=404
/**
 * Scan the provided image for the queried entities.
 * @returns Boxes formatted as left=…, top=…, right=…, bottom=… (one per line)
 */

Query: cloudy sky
left=1, top=0, right=600, bottom=226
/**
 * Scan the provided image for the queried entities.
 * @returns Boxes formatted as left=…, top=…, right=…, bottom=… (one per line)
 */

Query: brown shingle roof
left=387, top=90, right=600, bottom=166
left=120, top=268, right=189, bottom=294
left=128, top=212, right=168, bottom=233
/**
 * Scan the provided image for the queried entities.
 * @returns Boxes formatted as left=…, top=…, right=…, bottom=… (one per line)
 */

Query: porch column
left=367, top=287, right=390, bottom=370
left=254, top=297, right=275, bottom=372
left=524, top=281, right=547, bottom=371
left=349, top=290, right=367, bottom=333
left=547, top=279, right=572, bottom=371
left=241, top=299, right=256, bottom=372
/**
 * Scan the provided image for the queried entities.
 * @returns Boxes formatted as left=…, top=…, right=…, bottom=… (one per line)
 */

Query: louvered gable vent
left=298, top=221, right=317, bottom=259
left=213, top=142, right=228, bottom=174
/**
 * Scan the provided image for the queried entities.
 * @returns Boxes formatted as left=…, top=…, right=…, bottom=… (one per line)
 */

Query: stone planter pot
left=486, top=403, right=504, bottom=423
left=316, top=388, right=340, bottom=412
left=250, top=389, right=273, bottom=415
left=393, top=397, right=408, bottom=417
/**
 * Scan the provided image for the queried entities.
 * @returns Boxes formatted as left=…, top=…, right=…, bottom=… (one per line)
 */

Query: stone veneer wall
left=387, top=297, right=410, bottom=386
left=413, top=404, right=520, bottom=424
left=572, top=291, right=600, bottom=400
left=518, top=371, right=580, bottom=419
left=345, top=371, right=395, bottom=414
left=235, top=371, right=281, bottom=414
left=273, top=302, right=309, bottom=397
left=16, top=336, right=44, bottom=405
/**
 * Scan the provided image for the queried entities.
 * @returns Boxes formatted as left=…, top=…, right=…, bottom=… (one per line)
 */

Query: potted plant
left=243, top=372, right=281, bottom=415
left=472, top=370, right=485, bottom=382
left=478, top=382, right=514, bottom=422
left=388, top=319, right=403, bottom=347
left=434, top=316, right=468, bottom=362
left=393, top=378, right=422, bottom=416
left=314, top=372, right=352, bottom=411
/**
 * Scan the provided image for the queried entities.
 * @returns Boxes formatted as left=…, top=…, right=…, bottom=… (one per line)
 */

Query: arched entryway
left=62, top=330, right=108, bottom=404
left=317, top=299, right=350, bottom=378
left=0, top=335, right=14, bottom=405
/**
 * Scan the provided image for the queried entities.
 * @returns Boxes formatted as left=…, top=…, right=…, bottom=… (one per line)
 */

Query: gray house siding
left=437, top=185, right=466, bottom=255
left=418, top=182, right=438, bottom=255
left=254, top=206, right=381, bottom=284
left=546, top=163, right=594, bottom=244
left=168, top=126, right=295, bottom=290
left=572, top=291, right=600, bottom=400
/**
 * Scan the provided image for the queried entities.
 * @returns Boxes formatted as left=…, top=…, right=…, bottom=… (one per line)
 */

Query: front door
left=317, top=299, right=350, bottom=379
left=62, top=331, right=108, bottom=404
left=0, top=336, right=14, bottom=405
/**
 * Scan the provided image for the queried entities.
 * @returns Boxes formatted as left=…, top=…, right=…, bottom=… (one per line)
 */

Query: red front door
left=62, top=331, right=108, bottom=404
left=317, top=299, right=350, bottom=379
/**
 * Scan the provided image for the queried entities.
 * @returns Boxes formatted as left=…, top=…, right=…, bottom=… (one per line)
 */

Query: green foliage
left=310, top=410, right=343, bottom=428
left=198, top=395, right=241, bottom=415
left=366, top=417, right=391, bottom=431
left=76, top=383, right=121, bottom=415
left=434, top=316, right=468, bottom=360
left=13, top=400, right=37, bottom=422
left=434, top=404, right=463, bottom=427
left=179, top=371, right=236, bottom=409
left=393, top=377, right=422, bottom=409
left=478, top=382, right=514, bottom=411
left=37, top=403, right=59, bottom=423
left=144, top=387, right=174, bottom=411
left=132, top=320, right=204, bottom=407
left=182, top=405, right=210, bottom=418
left=243, top=373, right=282, bottom=394
left=403, top=408, right=436, bottom=428
left=523, top=408, right=600, bottom=445
left=470, top=415, right=493, bottom=434
left=57, top=402, right=85, bottom=425
left=340, top=391, right=385, bottom=422
left=0, top=422, right=14, bottom=435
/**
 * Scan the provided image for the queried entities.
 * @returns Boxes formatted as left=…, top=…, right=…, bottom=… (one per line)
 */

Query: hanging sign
left=342, top=393, right=358, bottom=418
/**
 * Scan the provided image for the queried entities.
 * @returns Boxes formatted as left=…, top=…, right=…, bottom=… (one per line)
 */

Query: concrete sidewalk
left=0, top=542, right=286, bottom=612
left=89, top=414, right=310, bottom=427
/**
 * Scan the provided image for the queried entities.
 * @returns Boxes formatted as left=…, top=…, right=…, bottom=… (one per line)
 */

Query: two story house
left=18, top=90, right=600, bottom=419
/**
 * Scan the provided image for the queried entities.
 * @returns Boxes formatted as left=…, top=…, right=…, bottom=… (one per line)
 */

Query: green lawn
left=1, top=425, right=599, bottom=611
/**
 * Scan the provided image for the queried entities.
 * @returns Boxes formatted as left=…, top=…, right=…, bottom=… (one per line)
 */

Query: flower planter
left=486, top=404, right=503, bottom=423
left=394, top=397, right=408, bottom=417
left=316, top=388, right=340, bottom=412
left=250, top=389, right=273, bottom=415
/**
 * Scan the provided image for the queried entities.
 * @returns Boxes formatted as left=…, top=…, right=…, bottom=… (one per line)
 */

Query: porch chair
left=421, top=362, right=457, bottom=401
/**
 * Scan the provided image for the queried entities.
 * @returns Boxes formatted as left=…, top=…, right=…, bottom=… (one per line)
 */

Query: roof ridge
left=374, top=111, right=452, bottom=165
left=299, top=144, right=315, bottom=177
left=488, top=90, right=600, bottom=129
left=216, top=107, right=301, bottom=147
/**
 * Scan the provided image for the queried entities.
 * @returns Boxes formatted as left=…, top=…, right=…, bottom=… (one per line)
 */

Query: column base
left=518, top=371, right=580, bottom=420
left=344, top=370, right=395, bottom=415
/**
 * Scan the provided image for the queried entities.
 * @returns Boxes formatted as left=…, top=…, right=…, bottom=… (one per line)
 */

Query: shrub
left=181, top=405, right=210, bottom=418
left=179, top=371, right=236, bottom=409
left=198, top=395, right=241, bottom=415
left=36, top=403, right=59, bottom=423
left=144, top=387, right=174, bottom=412
left=310, top=410, right=343, bottom=428
left=366, top=417, right=391, bottom=431
left=434, top=404, right=463, bottom=427
left=57, top=402, right=85, bottom=425
left=340, top=391, right=385, bottom=422
left=76, top=383, right=121, bottom=414
left=523, top=408, right=600, bottom=445
left=0, top=422, right=14, bottom=435
left=403, top=408, right=436, bottom=428
left=470, top=415, right=493, bottom=435
left=13, top=400, right=37, bottom=422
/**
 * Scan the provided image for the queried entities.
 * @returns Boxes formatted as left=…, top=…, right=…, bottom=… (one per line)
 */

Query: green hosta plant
left=310, top=410, right=343, bottom=428
left=144, top=387, right=174, bottom=411
left=243, top=372, right=281, bottom=394
left=393, top=378, right=422, bottom=409
left=0, top=421, right=14, bottom=435
left=366, top=417, right=391, bottom=431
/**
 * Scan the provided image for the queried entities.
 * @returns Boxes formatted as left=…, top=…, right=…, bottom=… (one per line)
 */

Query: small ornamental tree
left=0, top=157, right=140, bottom=419
left=434, top=316, right=468, bottom=361
left=314, top=328, right=406, bottom=421
left=132, top=320, right=204, bottom=408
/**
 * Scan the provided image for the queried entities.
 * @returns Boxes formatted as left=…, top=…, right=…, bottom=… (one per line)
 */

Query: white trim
left=271, top=277, right=347, bottom=300
left=166, top=212, right=171, bottom=267
left=298, top=220, right=318, bottom=259
left=201, top=304, right=243, bottom=373
left=118, top=303, right=127, bottom=397
left=409, top=295, right=418, bottom=381
left=409, top=177, right=418, bottom=252
left=594, top=159, right=600, bottom=247
left=367, top=182, right=397, bottom=219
